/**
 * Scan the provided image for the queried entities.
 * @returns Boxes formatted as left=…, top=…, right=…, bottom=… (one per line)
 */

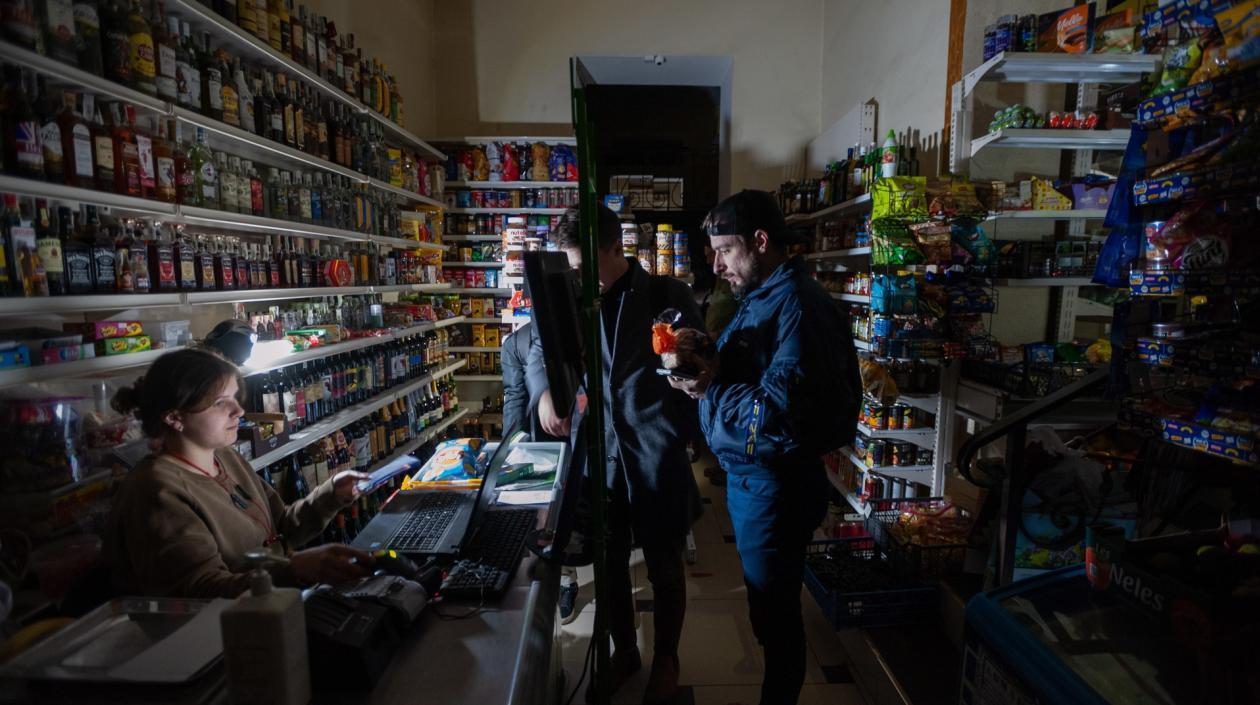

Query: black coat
left=501, top=322, right=554, bottom=440
left=586, top=258, right=704, bottom=546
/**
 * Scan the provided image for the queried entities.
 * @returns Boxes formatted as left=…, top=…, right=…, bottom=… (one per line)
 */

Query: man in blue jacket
left=669, top=190, right=861, bottom=705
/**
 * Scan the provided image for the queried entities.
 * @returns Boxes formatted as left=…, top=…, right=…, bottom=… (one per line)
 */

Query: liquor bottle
left=261, top=72, right=282, bottom=144
left=130, top=108, right=156, bottom=200
left=341, top=33, right=357, bottom=97
left=219, top=154, right=238, bottom=213
left=291, top=81, right=305, bottom=153
left=147, top=221, right=175, bottom=290
left=78, top=204, right=114, bottom=292
left=233, top=57, right=254, bottom=133
left=41, top=0, right=79, bottom=64
left=34, top=78, right=65, bottom=184
left=8, top=196, right=48, bottom=297
left=34, top=200, right=65, bottom=295
left=112, top=222, right=133, bottom=293
left=213, top=234, right=234, bottom=290
left=303, top=6, right=316, bottom=72
left=288, top=0, right=303, bottom=65
left=265, top=241, right=280, bottom=287
left=109, top=103, right=141, bottom=197
left=74, top=0, right=105, bottom=76
left=284, top=169, right=300, bottom=221
left=2, top=0, right=40, bottom=51
left=265, top=0, right=281, bottom=51
left=175, top=19, right=199, bottom=111
left=244, top=160, right=263, bottom=216
left=126, top=0, right=155, bottom=95
left=274, top=0, right=288, bottom=55
left=174, top=224, right=195, bottom=290
left=234, top=0, right=253, bottom=36
left=100, top=0, right=131, bottom=84
left=315, top=97, right=329, bottom=162
left=152, top=117, right=176, bottom=203
left=60, top=206, right=92, bottom=294
left=173, top=121, right=193, bottom=204
left=199, top=31, right=223, bottom=122
left=251, top=0, right=267, bottom=44
left=2, top=67, right=44, bottom=180
left=194, top=233, right=214, bottom=289
left=285, top=452, right=310, bottom=503
left=215, top=51, right=239, bottom=128
left=58, top=92, right=95, bottom=189
left=88, top=102, right=115, bottom=191
left=297, top=172, right=311, bottom=222
left=153, top=0, right=177, bottom=102
left=232, top=237, right=248, bottom=290
left=188, top=126, right=216, bottom=207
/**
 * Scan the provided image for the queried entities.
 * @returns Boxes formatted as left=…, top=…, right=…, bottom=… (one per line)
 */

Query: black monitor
left=522, top=251, right=590, bottom=566
left=522, top=251, right=583, bottom=418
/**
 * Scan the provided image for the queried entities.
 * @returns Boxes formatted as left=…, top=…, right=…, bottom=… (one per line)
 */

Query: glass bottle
left=34, top=77, right=65, bottom=184
left=126, top=0, right=155, bottom=95
left=1, top=67, right=44, bottom=180
left=34, top=199, right=65, bottom=295
left=152, top=117, right=176, bottom=203
left=233, top=56, right=253, bottom=133
left=174, top=224, right=195, bottom=290
left=89, top=102, right=115, bottom=191
left=58, top=92, right=95, bottom=189
left=174, top=18, right=198, bottom=110
left=2, top=0, right=40, bottom=51
left=100, top=0, right=131, bottom=85
left=199, top=30, right=223, bottom=122
left=186, top=125, right=214, bottom=208
left=61, top=206, right=93, bottom=294
left=147, top=221, right=174, bottom=290
left=173, top=121, right=192, bottom=204
left=194, top=232, right=215, bottom=290
left=41, top=0, right=79, bottom=65
left=109, top=102, right=141, bottom=197
left=152, top=0, right=177, bottom=102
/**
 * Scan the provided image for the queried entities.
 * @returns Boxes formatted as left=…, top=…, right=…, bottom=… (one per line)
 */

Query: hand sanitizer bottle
left=221, top=552, right=311, bottom=705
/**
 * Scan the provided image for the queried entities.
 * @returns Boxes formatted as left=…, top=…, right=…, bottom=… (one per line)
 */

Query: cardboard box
left=944, top=470, right=987, bottom=515
left=1071, top=182, right=1116, bottom=210
left=1129, top=270, right=1186, bottom=297
left=238, top=413, right=289, bottom=458
left=63, top=321, right=144, bottom=340
left=96, top=335, right=153, bottom=356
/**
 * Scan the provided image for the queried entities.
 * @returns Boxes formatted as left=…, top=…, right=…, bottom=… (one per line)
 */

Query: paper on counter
left=496, top=490, right=554, bottom=505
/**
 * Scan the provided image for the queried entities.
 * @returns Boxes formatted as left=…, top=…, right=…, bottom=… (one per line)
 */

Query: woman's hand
left=290, top=544, right=373, bottom=586
left=331, top=471, right=371, bottom=505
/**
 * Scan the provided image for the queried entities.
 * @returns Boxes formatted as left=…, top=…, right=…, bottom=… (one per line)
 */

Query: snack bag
left=871, top=222, right=925, bottom=266
left=458, top=149, right=474, bottom=181
left=870, top=176, right=928, bottom=223
left=531, top=143, right=551, bottom=181
left=486, top=142, right=503, bottom=182
left=502, top=143, right=521, bottom=181
left=415, top=438, right=485, bottom=482
left=471, top=146, right=490, bottom=181
left=1154, top=41, right=1204, bottom=96
left=859, top=359, right=899, bottom=400
left=1216, top=0, right=1260, bottom=72
left=909, top=222, right=953, bottom=266
left=951, top=222, right=995, bottom=266
left=1094, top=9, right=1138, bottom=53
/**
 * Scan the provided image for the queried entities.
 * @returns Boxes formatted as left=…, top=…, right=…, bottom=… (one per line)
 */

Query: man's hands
left=538, top=389, right=572, bottom=437
left=290, top=544, right=373, bottom=586
left=331, top=471, right=371, bottom=505
left=666, top=356, right=717, bottom=399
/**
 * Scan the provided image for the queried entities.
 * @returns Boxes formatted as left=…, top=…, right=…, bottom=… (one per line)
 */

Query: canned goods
left=672, top=231, right=688, bottom=252
left=673, top=254, right=690, bottom=277
left=523, top=189, right=536, bottom=208
left=868, top=402, right=887, bottom=430
left=621, top=223, right=640, bottom=251
left=485, top=269, right=498, bottom=288
left=459, top=247, right=473, bottom=262
left=498, top=191, right=509, bottom=208
left=866, top=440, right=886, bottom=468
left=901, top=406, right=916, bottom=429
left=638, top=249, right=655, bottom=274
left=887, top=404, right=904, bottom=430
left=456, top=190, right=472, bottom=208
left=472, top=190, right=486, bottom=208
left=655, top=225, right=674, bottom=252
left=656, top=253, right=674, bottom=277
left=510, top=190, right=522, bottom=208
left=893, top=442, right=914, bottom=467
left=916, top=448, right=933, bottom=466
left=535, top=188, right=547, bottom=207
left=853, top=435, right=868, bottom=456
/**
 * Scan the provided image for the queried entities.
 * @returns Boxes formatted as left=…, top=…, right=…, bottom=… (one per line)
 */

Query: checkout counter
left=0, top=440, right=574, bottom=705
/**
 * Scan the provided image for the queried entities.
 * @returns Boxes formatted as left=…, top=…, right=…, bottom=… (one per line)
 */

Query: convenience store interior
left=1, top=1, right=1258, bottom=705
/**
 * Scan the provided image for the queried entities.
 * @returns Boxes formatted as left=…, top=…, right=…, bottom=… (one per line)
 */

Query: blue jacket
left=699, top=256, right=861, bottom=474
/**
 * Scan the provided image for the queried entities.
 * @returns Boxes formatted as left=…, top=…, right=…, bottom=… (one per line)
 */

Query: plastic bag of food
left=951, top=222, right=995, bottom=266
left=652, top=309, right=712, bottom=376
left=871, top=222, right=925, bottom=266
left=1215, top=0, right=1260, bottom=73
left=415, top=438, right=485, bottom=483
left=870, top=177, right=927, bottom=223
left=910, top=222, right=953, bottom=266
left=1154, top=41, right=1204, bottom=96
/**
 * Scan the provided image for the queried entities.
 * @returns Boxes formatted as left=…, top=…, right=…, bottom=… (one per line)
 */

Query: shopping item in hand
left=652, top=308, right=713, bottom=378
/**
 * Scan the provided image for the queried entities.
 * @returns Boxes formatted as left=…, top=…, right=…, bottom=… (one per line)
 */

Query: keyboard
left=389, top=492, right=464, bottom=553
left=442, top=508, right=539, bottom=598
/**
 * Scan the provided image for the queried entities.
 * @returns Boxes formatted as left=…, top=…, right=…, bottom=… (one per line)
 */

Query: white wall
left=432, top=0, right=824, bottom=192
left=819, top=0, right=952, bottom=174
left=304, top=0, right=439, bottom=137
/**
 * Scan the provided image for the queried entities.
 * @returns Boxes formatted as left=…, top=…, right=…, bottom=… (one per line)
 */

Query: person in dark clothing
left=668, top=190, right=861, bottom=705
left=543, top=205, right=703, bottom=704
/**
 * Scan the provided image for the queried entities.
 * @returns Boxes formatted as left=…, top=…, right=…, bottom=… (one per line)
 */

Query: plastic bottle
left=220, top=552, right=311, bottom=705
left=880, top=129, right=898, bottom=180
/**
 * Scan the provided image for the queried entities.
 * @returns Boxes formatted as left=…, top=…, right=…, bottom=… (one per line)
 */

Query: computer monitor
left=522, top=251, right=583, bottom=418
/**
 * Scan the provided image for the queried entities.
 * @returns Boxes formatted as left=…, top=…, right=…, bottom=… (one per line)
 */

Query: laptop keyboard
left=389, top=492, right=464, bottom=553
left=443, top=509, right=538, bottom=598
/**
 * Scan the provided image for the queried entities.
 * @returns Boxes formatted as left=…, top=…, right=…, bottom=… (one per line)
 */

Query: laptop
left=353, top=430, right=524, bottom=556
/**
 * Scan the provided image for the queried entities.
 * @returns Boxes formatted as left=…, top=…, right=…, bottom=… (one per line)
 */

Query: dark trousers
left=725, top=464, right=828, bottom=705
left=606, top=470, right=687, bottom=659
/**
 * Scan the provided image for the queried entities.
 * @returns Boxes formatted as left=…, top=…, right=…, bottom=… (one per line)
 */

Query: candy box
left=1031, top=177, right=1073, bottom=210
left=485, top=327, right=500, bottom=348
left=1135, top=337, right=1176, bottom=366
left=96, top=336, right=152, bottom=356
left=1129, top=269, right=1186, bottom=296
left=0, top=344, right=31, bottom=370
left=62, top=321, right=144, bottom=341
left=1071, top=181, right=1116, bottom=209
left=1037, top=3, right=1095, bottom=53
left=1160, top=418, right=1259, bottom=465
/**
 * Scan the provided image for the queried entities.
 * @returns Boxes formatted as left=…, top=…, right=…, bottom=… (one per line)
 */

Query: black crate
left=865, top=498, right=968, bottom=582
left=802, top=538, right=937, bottom=629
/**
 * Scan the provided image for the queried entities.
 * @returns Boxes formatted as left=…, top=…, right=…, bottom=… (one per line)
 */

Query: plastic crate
left=802, top=538, right=936, bottom=629
left=865, top=498, right=968, bottom=582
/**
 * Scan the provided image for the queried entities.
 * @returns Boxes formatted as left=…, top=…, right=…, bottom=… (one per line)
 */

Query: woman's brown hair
left=112, top=348, right=244, bottom=438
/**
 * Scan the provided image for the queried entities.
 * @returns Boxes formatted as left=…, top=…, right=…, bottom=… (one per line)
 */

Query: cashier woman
left=105, top=348, right=374, bottom=598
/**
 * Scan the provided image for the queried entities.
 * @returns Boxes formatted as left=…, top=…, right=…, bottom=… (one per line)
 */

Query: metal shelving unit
left=248, top=358, right=465, bottom=470
left=445, top=207, right=567, bottom=215
left=444, top=234, right=503, bottom=243
left=993, top=277, right=1099, bottom=287
left=362, top=407, right=473, bottom=477
left=825, top=467, right=869, bottom=518
left=453, top=375, right=504, bottom=382
left=443, top=262, right=506, bottom=268
left=783, top=193, right=872, bottom=225
left=448, top=346, right=501, bottom=354
left=448, top=287, right=514, bottom=296
left=239, top=319, right=463, bottom=377
left=807, top=247, right=872, bottom=260
left=969, top=128, right=1131, bottom=157
left=0, top=346, right=185, bottom=389
left=983, top=209, right=1108, bottom=222
left=831, top=292, right=871, bottom=304
left=445, top=181, right=580, bottom=189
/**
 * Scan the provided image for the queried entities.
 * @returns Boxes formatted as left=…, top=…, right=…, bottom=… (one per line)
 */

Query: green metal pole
left=570, top=59, right=610, bottom=705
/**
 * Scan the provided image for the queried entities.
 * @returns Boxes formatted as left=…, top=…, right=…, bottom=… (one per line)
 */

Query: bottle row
left=0, top=67, right=420, bottom=234
left=259, top=380, right=461, bottom=510
left=244, top=336, right=456, bottom=434
left=0, top=194, right=443, bottom=298
left=5, top=0, right=411, bottom=131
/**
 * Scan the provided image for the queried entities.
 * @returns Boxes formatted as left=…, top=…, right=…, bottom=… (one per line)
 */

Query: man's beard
left=729, top=259, right=763, bottom=300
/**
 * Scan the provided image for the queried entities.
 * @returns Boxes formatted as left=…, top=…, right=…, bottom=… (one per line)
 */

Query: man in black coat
left=541, top=206, right=703, bottom=704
